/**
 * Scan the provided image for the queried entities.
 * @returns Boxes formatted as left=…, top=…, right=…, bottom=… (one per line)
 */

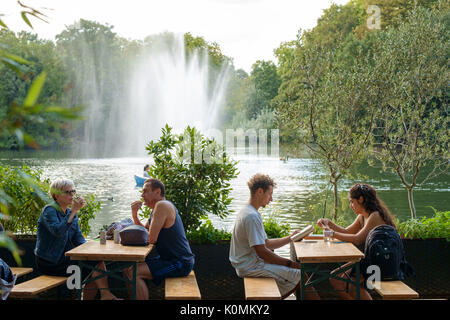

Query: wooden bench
left=374, top=281, right=419, bottom=300
left=165, top=270, right=201, bottom=300
left=244, top=277, right=281, bottom=300
left=10, top=267, right=33, bottom=278
left=9, top=275, right=68, bottom=299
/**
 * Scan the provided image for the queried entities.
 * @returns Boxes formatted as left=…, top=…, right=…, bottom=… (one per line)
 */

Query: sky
left=1, top=0, right=349, bottom=72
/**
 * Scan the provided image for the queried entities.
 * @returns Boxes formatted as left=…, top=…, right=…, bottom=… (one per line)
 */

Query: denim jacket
left=34, top=202, right=86, bottom=264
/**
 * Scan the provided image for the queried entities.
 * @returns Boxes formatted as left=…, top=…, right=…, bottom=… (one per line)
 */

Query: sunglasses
left=63, top=189, right=77, bottom=195
left=357, top=184, right=369, bottom=192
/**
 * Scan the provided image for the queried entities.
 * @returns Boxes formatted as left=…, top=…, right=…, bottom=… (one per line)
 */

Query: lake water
left=1, top=150, right=449, bottom=257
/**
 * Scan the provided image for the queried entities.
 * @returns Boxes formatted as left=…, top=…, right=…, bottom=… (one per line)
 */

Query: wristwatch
left=286, top=260, right=292, bottom=267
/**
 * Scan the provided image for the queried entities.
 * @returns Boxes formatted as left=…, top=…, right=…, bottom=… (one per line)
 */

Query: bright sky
left=1, top=0, right=349, bottom=72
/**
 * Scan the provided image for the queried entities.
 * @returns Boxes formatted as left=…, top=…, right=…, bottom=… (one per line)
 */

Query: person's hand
left=131, top=201, right=143, bottom=217
left=71, top=196, right=86, bottom=213
left=290, top=229, right=300, bottom=238
left=317, top=218, right=331, bottom=229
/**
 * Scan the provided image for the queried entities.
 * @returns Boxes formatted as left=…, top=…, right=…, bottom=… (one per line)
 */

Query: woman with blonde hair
left=34, top=178, right=120, bottom=300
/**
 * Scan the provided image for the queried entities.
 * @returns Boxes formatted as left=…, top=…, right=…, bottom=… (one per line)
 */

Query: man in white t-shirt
left=229, top=173, right=319, bottom=299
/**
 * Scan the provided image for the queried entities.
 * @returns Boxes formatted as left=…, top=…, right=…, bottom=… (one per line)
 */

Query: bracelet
left=286, top=260, right=292, bottom=268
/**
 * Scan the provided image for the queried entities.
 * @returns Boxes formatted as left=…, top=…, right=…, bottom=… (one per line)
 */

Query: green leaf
left=23, top=72, right=47, bottom=107
left=0, top=57, right=26, bottom=75
left=21, top=12, right=33, bottom=29
left=0, top=18, right=7, bottom=29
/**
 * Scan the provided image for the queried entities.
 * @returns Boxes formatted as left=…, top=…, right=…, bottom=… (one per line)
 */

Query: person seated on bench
left=229, top=174, right=320, bottom=300
left=34, top=178, right=120, bottom=300
left=316, top=183, right=398, bottom=300
left=125, top=178, right=195, bottom=300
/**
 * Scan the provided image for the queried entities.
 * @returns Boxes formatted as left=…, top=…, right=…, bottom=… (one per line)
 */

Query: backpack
left=361, top=225, right=415, bottom=281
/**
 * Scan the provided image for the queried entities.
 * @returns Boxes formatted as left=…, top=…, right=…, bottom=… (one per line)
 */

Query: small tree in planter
left=397, top=208, right=450, bottom=299
left=145, top=125, right=239, bottom=233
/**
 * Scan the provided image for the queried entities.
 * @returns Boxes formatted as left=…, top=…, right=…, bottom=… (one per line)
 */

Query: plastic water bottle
left=100, top=230, right=106, bottom=244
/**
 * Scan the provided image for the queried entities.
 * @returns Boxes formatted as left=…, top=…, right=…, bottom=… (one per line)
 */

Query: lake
left=1, top=150, right=448, bottom=257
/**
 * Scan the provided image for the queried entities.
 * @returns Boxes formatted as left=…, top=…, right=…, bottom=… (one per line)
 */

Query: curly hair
left=349, top=183, right=396, bottom=229
left=247, top=173, right=276, bottom=196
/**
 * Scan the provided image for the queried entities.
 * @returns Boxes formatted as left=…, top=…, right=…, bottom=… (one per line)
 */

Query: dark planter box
left=190, top=242, right=244, bottom=300
left=0, top=235, right=38, bottom=270
left=402, top=238, right=450, bottom=299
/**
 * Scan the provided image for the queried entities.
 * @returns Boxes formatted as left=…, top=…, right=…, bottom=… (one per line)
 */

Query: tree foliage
left=370, top=7, right=449, bottom=218
left=145, top=125, right=239, bottom=233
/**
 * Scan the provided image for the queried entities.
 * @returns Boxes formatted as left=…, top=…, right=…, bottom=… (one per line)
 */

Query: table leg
left=355, top=261, right=360, bottom=300
left=131, top=262, right=137, bottom=300
left=77, top=261, right=84, bottom=300
left=298, top=262, right=306, bottom=300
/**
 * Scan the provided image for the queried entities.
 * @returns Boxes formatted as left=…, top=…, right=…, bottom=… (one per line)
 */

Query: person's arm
left=41, top=206, right=74, bottom=238
left=130, top=201, right=145, bottom=228
left=253, top=244, right=300, bottom=268
left=333, top=213, right=380, bottom=245
left=69, top=196, right=86, bottom=224
left=265, top=229, right=299, bottom=250
left=71, top=215, right=86, bottom=246
left=317, top=216, right=362, bottom=234
left=148, top=202, right=172, bottom=244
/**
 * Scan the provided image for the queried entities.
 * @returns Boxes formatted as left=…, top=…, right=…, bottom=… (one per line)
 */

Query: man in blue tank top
left=125, top=178, right=195, bottom=300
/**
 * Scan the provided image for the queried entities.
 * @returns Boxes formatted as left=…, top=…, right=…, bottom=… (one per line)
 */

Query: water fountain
left=71, top=33, right=232, bottom=158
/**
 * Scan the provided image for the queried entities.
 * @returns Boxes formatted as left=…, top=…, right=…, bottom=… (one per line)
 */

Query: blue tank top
left=148, top=201, right=195, bottom=264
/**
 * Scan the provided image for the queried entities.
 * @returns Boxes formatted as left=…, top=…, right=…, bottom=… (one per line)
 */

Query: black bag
left=105, top=218, right=134, bottom=240
left=119, top=225, right=149, bottom=246
left=361, top=225, right=415, bottom=281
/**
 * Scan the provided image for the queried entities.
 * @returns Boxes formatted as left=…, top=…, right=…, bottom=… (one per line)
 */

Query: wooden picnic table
left=293, top=238, right=365, bottom=300
left=65, top=240, right=153, bottom=299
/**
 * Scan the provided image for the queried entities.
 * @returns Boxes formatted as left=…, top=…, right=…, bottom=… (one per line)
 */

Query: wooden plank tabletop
left=65, top=240, right=153, bottom=262
left=294, top=239, right=364, bottom=263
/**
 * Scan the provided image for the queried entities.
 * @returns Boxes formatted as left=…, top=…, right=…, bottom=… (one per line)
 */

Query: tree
left=359, top=0, right=443, bottom=30
left=370, top=7, right=449, bottom=219
left=0, top=30, right=73, bottom=149
left=274, top=39, right=378, bottom=220
left=145, top=125, right=238, bottom=233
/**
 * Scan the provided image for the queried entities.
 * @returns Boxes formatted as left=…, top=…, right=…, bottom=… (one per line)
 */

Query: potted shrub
left=398, top=208, right=450, bottom=299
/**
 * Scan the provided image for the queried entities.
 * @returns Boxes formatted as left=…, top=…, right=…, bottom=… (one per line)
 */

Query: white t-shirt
left=229, top=204, right=268, bottom=276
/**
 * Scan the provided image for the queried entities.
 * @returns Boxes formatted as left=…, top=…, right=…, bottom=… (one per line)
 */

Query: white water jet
left=73, top=33, right=231, bottom=158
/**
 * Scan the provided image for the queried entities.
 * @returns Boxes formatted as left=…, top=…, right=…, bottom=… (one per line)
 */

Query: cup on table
left=100, top=230, right=106, bottom=244
left=114, top=229, right=120, bottom=244
left=323, top=228, right=333, bottom=242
